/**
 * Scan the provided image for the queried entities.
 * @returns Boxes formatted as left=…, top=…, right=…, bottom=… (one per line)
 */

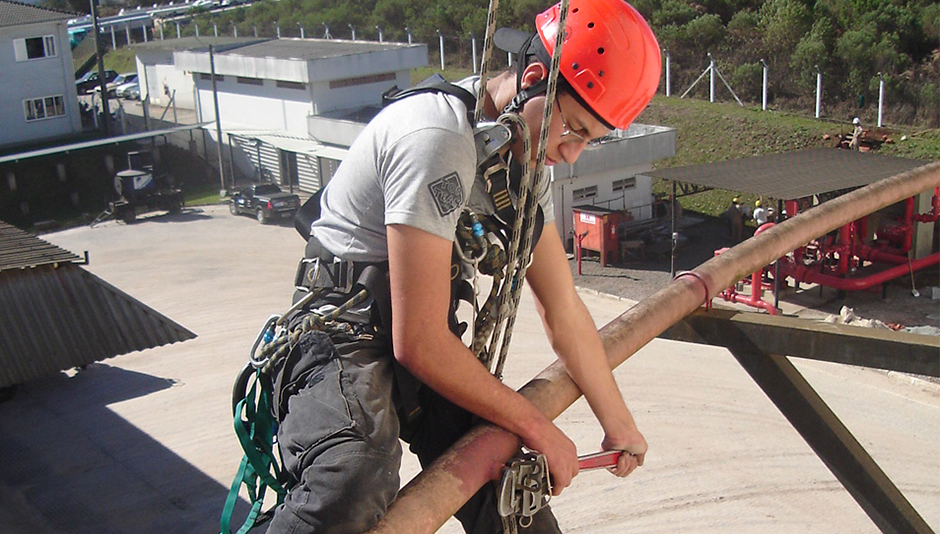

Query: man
left=267, top=1, right=661, bottom=532
left=753, top=200, right=768, bottom=226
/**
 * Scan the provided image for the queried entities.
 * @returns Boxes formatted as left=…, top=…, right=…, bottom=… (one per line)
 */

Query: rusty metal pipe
left=366, top=161, right=940, bottom=534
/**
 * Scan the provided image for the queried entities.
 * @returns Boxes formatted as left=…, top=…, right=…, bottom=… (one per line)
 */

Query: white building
left=132, top=36, right=265, bottom=110
left=551, top=124, right=676, bottom=243
left=0, top=0, right=82, bottom=149
left=160, top=37, right=427, bottom=192
left=174, top=38, right=427, bottom=134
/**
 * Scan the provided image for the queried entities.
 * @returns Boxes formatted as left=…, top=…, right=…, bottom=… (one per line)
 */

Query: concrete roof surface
left=0, top=204, right=936, bottom=533
left=229, top=38, right=420, bottom=60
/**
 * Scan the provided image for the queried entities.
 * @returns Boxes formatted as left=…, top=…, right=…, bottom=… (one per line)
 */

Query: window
left=14, top=35, right=56, bottom=61
left=199, top=73, right=225, bottom=82
left=276, top=80, right=306, bottom=90
left=329, top=72, right=395, bottom=89
left=572, top=185, right=597, bottom=202
left=237, top=76, right=264, bottom=85
left=24, top=95, right=66, bottom=122
left=612, top=177, right=636, bottom=192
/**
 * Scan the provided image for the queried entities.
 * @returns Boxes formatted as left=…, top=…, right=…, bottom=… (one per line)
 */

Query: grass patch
left=103, top=46, right=139, bottom=76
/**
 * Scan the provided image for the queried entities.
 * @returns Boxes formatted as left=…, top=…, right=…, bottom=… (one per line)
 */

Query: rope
left=491, top=0, right=570, bottom=379
left=474, top=0, right=500, bottom=123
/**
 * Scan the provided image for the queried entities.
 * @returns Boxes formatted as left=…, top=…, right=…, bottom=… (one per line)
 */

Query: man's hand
left=601, top=431, right=647, bottom=478
left=522, top=417, right=579, bottom=496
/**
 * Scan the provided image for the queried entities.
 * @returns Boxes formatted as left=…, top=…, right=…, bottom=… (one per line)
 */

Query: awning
left=224, top=129, right=348, bottom=161
left=0, top=123, right=213, bottom=165
left=644, top=148, right=928, bottom=200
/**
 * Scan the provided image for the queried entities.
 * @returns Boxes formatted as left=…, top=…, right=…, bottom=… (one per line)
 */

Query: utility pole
left=209, top=45, right=226, bottom=196
left=89, top=0, right=110, bottom=136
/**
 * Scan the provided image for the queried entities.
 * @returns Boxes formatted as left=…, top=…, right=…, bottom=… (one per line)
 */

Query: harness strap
left=220, top=368, right=287, bottom=534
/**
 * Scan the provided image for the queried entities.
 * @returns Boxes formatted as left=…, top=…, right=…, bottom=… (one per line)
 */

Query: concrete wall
left=194, top=76, right=313, bottom=133
left=135, top=50, right=195, bottom=109
left=551, top=163, right=653, bottom=243
left=0, top=20, right=81, bottom=148
left=309, top=71, right=406, bottom=114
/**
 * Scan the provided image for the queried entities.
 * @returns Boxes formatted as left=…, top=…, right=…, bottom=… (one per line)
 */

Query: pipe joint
left=675, top=271, right=713, bottom=310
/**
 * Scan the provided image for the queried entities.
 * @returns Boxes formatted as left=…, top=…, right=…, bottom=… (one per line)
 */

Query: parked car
left=124, top=84, right=141, bottom=100
left=116, top=80, right=140, bottom=99
left=229, top=183, right=300, bottom=224
left=75, top=69, right=118, bottom=95
left=105, top=73, right=137, bottom=97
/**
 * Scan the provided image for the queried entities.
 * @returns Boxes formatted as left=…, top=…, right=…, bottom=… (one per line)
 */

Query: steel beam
left=661, top=309, right=939, bottom=377
left=661, top=309, right=935, bottom=534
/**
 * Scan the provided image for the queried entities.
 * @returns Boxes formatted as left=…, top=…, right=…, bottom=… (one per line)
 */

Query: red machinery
left=717, top=188, right=940, bottom=313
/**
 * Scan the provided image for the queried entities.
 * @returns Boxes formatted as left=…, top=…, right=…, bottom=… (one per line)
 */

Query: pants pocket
left=277, top=332, right=360, bottom=476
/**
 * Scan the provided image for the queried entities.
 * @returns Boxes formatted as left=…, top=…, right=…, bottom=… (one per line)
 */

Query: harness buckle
left=294, top=257, right=317, bottom=292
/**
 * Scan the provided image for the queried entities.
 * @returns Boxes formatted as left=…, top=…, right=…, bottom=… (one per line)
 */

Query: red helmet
left=536, top=0, right=660, bottom=129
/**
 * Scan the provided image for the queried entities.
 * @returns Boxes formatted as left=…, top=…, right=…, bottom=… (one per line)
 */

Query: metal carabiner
left=249, top=314, right=281, bottom=369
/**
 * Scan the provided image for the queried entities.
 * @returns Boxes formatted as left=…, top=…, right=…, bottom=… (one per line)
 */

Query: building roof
left=131, top=36, right=269, bottom=53
left=0, top=221, right=196, bottom=387
left=0, top=0, right=74, bottom=28
left=227, top=38, right=420, bottom=61
left=0, top=220, right=81, bottom=270
left=644, top=148, right=928, bottom=200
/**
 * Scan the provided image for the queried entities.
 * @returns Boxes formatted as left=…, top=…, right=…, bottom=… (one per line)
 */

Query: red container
left=573, top=206, right=625, bottom=266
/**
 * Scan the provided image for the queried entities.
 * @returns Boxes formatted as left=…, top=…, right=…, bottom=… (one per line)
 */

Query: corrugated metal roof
left=0, top=0, right=73, bottom=28
left=645, top=148, right=928, bottom=200
left=0, top=223, right=196, bottom=387
left=0, top=221, right=81, bottom=271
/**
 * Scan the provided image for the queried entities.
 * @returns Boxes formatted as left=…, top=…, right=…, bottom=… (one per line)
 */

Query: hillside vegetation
left=61, top=0, right=940, bottom=128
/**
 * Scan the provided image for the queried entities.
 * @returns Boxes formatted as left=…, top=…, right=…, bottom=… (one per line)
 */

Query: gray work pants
left=265, top=329, right=562, bottom=534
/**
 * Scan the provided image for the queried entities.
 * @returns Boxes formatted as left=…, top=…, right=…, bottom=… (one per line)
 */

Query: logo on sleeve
left=427, top=172, right=464, bottom=216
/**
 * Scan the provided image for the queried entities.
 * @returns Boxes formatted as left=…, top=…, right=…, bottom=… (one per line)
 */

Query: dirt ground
left=568, top=214, right=940, bottom=332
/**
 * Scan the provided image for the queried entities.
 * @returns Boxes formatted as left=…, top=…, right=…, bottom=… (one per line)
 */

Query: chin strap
left=502, top=78, right=548, bottom=115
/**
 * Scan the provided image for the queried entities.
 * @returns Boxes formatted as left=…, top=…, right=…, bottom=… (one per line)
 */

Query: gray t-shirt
left=311, top=76, right=553, bottom=265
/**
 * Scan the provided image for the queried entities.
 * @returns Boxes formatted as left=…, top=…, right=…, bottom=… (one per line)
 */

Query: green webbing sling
left=220, top=366, right=289, bottom=534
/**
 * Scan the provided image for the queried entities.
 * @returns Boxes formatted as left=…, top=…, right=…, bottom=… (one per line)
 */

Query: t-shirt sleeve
left=382, top=126, right=476, bottom=241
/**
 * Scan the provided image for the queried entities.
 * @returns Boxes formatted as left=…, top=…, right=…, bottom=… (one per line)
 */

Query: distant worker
left=753, top=199, right=768, bottom=226
left=723, top=197, right=744, bottom=243
left=849, top=117, right=864, bottom=150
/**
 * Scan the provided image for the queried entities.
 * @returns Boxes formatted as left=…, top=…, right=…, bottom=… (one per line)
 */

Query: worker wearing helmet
left=753, top=200, right=768, bottom=226
left=267, top=1, right=659, bottom=533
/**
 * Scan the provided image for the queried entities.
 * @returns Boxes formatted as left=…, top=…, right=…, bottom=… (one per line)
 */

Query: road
left=0, top=205, right=937, bottom=533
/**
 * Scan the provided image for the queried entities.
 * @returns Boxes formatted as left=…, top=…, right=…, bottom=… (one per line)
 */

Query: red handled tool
left=578, top=450, right=624, bottom=470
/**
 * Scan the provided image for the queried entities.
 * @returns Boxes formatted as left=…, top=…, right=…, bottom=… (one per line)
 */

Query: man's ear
left=519, top=62, right=549, bottom=91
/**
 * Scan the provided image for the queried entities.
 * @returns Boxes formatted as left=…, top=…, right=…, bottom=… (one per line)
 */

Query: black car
left=229, top=183, right=301, bottom=224
left=76, top=69, right=118, bottom=95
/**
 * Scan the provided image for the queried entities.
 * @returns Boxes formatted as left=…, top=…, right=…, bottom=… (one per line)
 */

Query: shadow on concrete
left=0, top=364, right=250, bottom=534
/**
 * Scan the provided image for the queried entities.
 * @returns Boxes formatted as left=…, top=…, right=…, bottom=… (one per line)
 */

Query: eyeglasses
left=556, top=97, right=604, bottom=149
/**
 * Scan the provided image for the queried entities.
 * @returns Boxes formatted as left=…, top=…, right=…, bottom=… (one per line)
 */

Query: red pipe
left=716, top=222, right=780, bottom=314
left=912, top=187, right=940, bottom=223
left=783, top=252, right=939, bottom=291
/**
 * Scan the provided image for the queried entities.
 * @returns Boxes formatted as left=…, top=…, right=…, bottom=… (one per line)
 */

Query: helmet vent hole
left=597, top=47, right=605, bottom=55
left=572, top=7, right=579, bottom=13
left=587, top=22, right=595, bottom=28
